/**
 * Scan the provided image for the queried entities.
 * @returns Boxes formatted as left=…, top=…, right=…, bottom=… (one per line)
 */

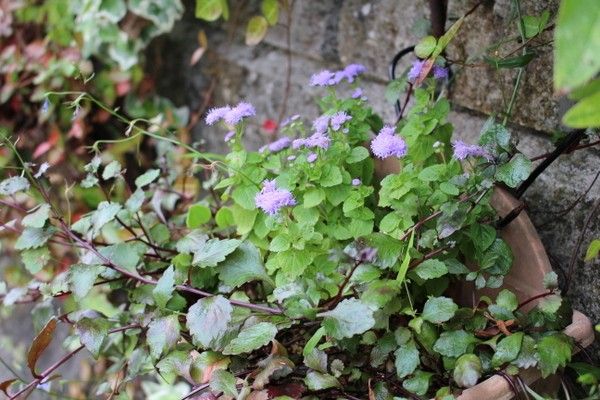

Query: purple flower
left=268, top=137, right=292, bottom=153
left=224, top=131, right=235, bottom=142
left=312, top=115, right=331, bottom=135
left=224, top=102, right=256, bottom=125
left=255, top=180, right=296, bottom=216
left=433, top=65, right=449, bottom=80
left=351, top=88, right=363, bottom=99
left=452, top=140, right=492, bottom=161
left=370, top=125, right=407, bottom=159
left=307, top=153, right=318, bottom=163
left=341, top=63, right=366, bottom=82
left=292, top=138, right=307, bottom=149
left=408, top=60, right=426, bottom=82
left=205, top=106, right=231, bottom=125
left=310, top=70, right=336, bottom=87
left=281, top=114, right=300, bottom=127
left=306, top=132, right=331, bottom=149
left=330, top=111, right=352, bottom=131
left=357, top=247, right=377, bottom=263
left=352, top=178, right=361, bottom=186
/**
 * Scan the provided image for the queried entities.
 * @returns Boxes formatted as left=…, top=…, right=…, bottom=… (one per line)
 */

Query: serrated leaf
left=153, top=266, right=175, bottom=308
left=413, top=259, right=448, bottom=280
left=422, top=296, right=458, bottom=324
left=495, top=153, right=531, bottom=188
left=223, top=322, right=278, bottom=355
left=538, top=294, right=562, bottom=315
left=246, top=16, right=268, bottom=46
left=433, top=330, right=477, bottom=357
left=27, top=318, right=57, bottom=378
left=415, top=35, right=437, bottom=58
left=76, top=317, right=109, bottom=358
left=496, top=289, right=518, bottom=312
left=304, top=348, right=328, bottom=373
left=513, top=335, right=538, bottom=368
left=0, top=176, right=29, bottom=196
left=304, top=371, right=340, bottom=391
left=91, top=201, right=122, bottom=237
left=537, top=333, right=572, bottom=378
left=147, top=315, right=180, bottom=359
left=186, top=295, right=233, bottom=348
left=394, top=341, right=420, bottom=378
left=69, top=264, right=104, bottom=300
left=126, top=188, right=145, bottom=213
left=22, top=247, right=51, bottom=274
left=492, top=332, right=524, bottom=367
left=102, top=160, right=122, bottom=180
left=22, top=204, right=51, bottom=228
left=543, top=271, right=559, bottom=288
left=402, top=370, right=432, bottom=396
left=192, top=238, right=241, bottom=267
left=187, top=204, right=212, bottom=228
left=97, top=242, right=145, bottom=273
left=190, top=351, right=231, bottom=384
left=15, top=227, right=55, bottom=250
left=219, top=241, right=273, bottom=288
left=318, top=298, right=375, bottom=339
left=135, top=169, right=160, bottom=188
left=453, top=354, right=482, bottom=388
left=210, top=369, right=238, bottom=397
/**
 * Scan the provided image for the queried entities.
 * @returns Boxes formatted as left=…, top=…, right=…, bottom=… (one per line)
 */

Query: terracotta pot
left=453, top=187, right=594, bottom=399
left=375, top=159, right=594, bottom=398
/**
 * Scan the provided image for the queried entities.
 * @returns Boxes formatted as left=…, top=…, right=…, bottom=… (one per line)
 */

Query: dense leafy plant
left=1, top=54, right=579, bottom=398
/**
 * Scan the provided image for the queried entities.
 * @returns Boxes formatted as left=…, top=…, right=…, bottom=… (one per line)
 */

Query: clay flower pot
left=452, top=187, right=594, bottom=399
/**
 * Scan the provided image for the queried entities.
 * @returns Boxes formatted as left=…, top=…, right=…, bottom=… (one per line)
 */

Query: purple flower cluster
left=224, top=131, right=235, bottom=142
left=351, top=88, right=367, bottom=101
left=268, top=137, right=292, bottom=153
left=255, top=180, right=296, bottom=216
left=309, top=63, right=367, bottom=87
left=307, top=153, right=318, bottom=163
left=330, top=111, right=352, bottom=131
left=352, top=178, right=362, bottom=186
left=452, top=140, right=493, bottom=161
left=205, top=101, right=256, bottom=126
left=370, top=125, right=407, bottom=159
left=408, top=60, right=450, bottom=83
left=293, top=132, right=330, bottom=150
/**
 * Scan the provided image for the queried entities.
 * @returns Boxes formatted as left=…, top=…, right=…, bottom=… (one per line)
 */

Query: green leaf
left=219, top=241, right=273, bottom=288
left=76, top=317, right=109, bottom=358
left=210, top=369, right=238, bottom=397
left=102, top=160, right=122, bottom=180
left=15, top=227, right=55, bottom=250
left=90, top=201, right=122, bottom=237
left=422, top=296, right=458, bottom=324
left=186, top=295, right=233, bottom=348
left=190, top=351, right=230, bottom=383
left=537, top=333, right=572, bottom=378
left=22, top=247, right=51, bottom=274
left=563, top=90, right=600, bottom=128
left=396, top=231, right=414, bottom=283
left=246, top=16, right=268, bottom=46
left=347, top=146, right=370, bottom=163
left=318, top=298, right=375, bottom=339
left=496, top=289, right=518, bottom=312
left=403, top=370, right=433, bottom=396
left=492, top=332, right=524, bottom=368
left=303, top=188, right=325, bottom=208
left=215, top=207, right=234, bottom=228
left=585, top=239, right=600, bottom=261
left=413, top=259, right=448, bottom=280
left=394, top=341, right=420, bottom=378
left=223, top=322, right=278, bottom=355
left=186, top=204, right=212, bottom=228
left=495, top=154, right=531, bottom=188
left=385, top=79, right=407, bottom=104
left=153, top=266, right=175, bottom=308
left=453, top=354, right=482, bottom=388
left=192, top=239, right=241, bottom=267
left=22, top=204, right=51, bottom=228
left=98, top=242, right=145, bottom=273
left=135, top=169, right=160, bottom=188
left=261, top=0, right=279, bottom=25
left=415, top=35, right=437, bottom=58
left=433, top=330, right=477, bottom=357
left=147, top=315, right=180, bottom=359
left=126, top=188, right=145, bottom=213
left=195, top=0, right=223, bottom=21
left=543, top=271, right=559, bottom=289
left=320, top=165, right=343, bottom=187
left=554, top=0, right=600, bottom=92
left=522, top=11, right=550, bottom=38
left=0, top=176, right=29, bottom=196
left=303, top=326, right=326, bottom=357
left=304, top=371, right=340, bottom=391
left=69, top=264, right=104, bottom=301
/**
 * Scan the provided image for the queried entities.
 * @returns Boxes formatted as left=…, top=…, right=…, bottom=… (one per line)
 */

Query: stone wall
left=149, top=0, right=600, bottom=357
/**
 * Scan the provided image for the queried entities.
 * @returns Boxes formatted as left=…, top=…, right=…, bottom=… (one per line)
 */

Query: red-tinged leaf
left=414, top=58, right=435, bottom=86
left=368, top=379, right=375, bottom=400
left=69, top=119, right=84, bottom=139
left=247, top=391, right=269, bottom=400
left=0, top=379, right=16, bottom=396
left=33, top=141, right=52, bottom=159
left=116, top=80, right=132, bottom=96
left=27, top=317, right=57, bottom=378
left=266, top=382, right=305, bottom=398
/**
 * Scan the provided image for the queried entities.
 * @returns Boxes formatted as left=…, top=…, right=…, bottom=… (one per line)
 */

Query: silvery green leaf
left=318, top=298, right=375, bottom=339
left=186, top=296, right=233, bottom=348
left=147, top=315, right=180, bottom=359
left=22, top=203, right=51, bottom=228
left=0, top=176, right=29, bottom=196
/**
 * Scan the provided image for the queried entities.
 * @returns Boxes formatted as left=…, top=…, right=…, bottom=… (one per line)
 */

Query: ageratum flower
left=310, top=70, right=336, bottom=87
left=307, top=153, right=318, bottom=163
left=224, top=131, right=235, bottom=142
left=313, top=115, right=331, bottom=135
left=452, top=140, right=493, bottom=161
left=292, top=138, right=307, bottom=149
left=306, top=132, right=331, bottom=149
left=351, top=88, right=363, bottom=99
left=205, top=105, right=231, bottom=125
left=340, top=63, right=366, bottom=82
left=255, top=180, right=296, bottom=216
left=330, top=111, right=352, bottom=131
left=408, top=59, right=426, bottom=82
left=370, top=125, right=407, bottom=159
left=225, top=102, right=256, bottom=125
left=433, top=65, right=449, bottom=80
left=352, top=178, right=361, bottom=186
left=268, top=137, right=292, bottom=153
